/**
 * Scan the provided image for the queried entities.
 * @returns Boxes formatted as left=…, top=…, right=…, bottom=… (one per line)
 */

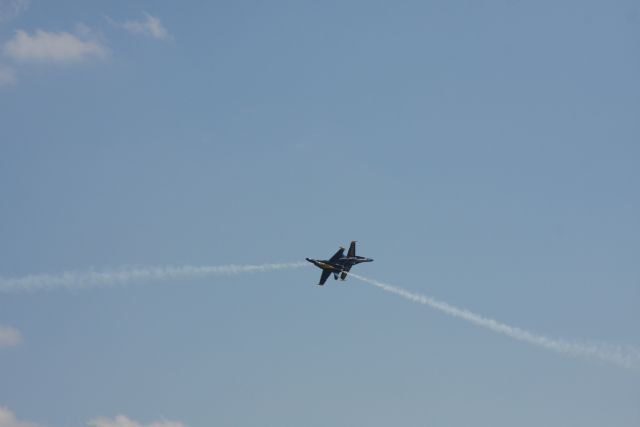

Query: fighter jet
left=306, top=241, right=373, bottom=286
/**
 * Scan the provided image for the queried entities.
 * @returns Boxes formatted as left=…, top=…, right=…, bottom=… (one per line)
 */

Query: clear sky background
left=1, top=1, right=639, bottom=426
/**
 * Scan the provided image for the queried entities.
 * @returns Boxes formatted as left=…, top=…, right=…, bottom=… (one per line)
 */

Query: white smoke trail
left=348, top=272, right=640, bottom=371
left=0, top=262, right=308, bottom=293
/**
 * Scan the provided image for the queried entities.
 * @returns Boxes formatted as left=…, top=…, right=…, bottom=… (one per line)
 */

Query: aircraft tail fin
left=348, top=241, right=356, bottom=258
left=329, top=247, right=345, bottom=262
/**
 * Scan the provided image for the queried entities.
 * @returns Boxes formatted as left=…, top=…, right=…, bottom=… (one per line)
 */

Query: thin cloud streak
left=349, top=272, right=640, bottom=371
left=0, top=262, right=308, bottom=293
left=0, top=0, right=29, bottom=23
left=119, top=12, right=171, bottom=40
left=0, top=63, right=15, bottom=86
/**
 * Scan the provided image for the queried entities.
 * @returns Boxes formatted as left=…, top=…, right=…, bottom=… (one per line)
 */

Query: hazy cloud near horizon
left=0, top=407, right=187, bottom=427
left=87, top=415, right=186, bottom=427
left=0, top=406, right=41, bottom=427
left=0, top=325, right=21, bottom=347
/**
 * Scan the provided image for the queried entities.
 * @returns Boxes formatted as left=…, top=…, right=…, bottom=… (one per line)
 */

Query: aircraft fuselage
left=306, top=241, right=373, bottom=285
left=305, top=257, right=372, bottom=272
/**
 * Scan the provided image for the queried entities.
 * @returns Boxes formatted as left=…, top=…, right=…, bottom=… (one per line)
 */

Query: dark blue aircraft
left=306, top=241, right=373, bottom=286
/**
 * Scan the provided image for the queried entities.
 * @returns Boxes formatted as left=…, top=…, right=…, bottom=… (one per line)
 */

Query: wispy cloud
left=0, top=0, right=29, bottom=23
left=0, top=325, right=21, bottom=347
left=0, top=63, right=15, bottom=86
left=0, top=406, right=40, bottom=427
left=118, top=12, right=171, bottom=41
left=87, top=415, right=186, bottom=427
left=3, top=26, right=108, bottom=63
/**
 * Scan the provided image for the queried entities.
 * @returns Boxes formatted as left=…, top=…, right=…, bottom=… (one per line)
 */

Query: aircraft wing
left=329, top=247, right=345, bottom=262
left=318, top=269, right=332, bottom=286
left=347, top=241, right=356, bottom=258
left=340, top=265, right=351, bottom=281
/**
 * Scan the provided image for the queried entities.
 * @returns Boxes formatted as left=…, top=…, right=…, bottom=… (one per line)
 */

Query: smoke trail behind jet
left=0, top=262, right=308, bottom=293
left=348, top=272, right=640, bottom=371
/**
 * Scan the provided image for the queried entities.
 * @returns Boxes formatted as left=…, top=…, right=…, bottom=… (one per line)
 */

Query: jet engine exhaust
left=0, top=262, right=309, bottom=293
left=347, top=272, right=640, bottom=372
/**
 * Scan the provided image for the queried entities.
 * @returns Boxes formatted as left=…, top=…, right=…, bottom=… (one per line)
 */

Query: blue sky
left=1, top=1, right=639, bottom=426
